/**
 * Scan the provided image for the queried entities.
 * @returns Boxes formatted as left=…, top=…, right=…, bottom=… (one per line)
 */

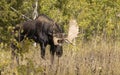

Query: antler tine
left=64, top=38, right=75, bottom=45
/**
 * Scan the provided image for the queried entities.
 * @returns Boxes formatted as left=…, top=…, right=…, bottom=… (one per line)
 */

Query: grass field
left=0, top=39, right=120, bottom=75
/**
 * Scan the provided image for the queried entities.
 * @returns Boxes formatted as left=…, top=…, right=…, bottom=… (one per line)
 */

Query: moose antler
left=65, top=19, right=79, bottom=45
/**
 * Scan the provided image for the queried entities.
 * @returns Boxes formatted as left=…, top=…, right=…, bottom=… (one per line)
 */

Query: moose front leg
left=50, top=45, right=56, bottom=64
left=40, top=43, right=46, bottom=59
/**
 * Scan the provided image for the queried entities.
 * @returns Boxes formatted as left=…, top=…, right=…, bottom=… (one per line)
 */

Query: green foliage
left=0, top=1, right=120, bottom=59
left=77, top=0, right=120, bottom=40
left=0, top=0, right=120, bottom=46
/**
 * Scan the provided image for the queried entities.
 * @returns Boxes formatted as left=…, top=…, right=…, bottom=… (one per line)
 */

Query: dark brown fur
left=13, top=14, right=64, bottom=63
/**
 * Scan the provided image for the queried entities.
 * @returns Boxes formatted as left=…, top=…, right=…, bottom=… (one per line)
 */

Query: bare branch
left=10, top=7, right=32, bottom=20
left=32, top=0, right=38, bottom=20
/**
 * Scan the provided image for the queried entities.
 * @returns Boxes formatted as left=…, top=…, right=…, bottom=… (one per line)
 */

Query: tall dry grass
left=0, top=38, right=120, bottom=75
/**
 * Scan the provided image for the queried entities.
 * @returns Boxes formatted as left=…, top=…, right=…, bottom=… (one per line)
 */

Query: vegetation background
left=0, top=0, right=120, bottom=75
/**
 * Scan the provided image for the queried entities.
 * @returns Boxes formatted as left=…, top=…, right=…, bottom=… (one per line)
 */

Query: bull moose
left=12, top=14, right=65, bottom=63
left=12, top=14, right=78, bottom=64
